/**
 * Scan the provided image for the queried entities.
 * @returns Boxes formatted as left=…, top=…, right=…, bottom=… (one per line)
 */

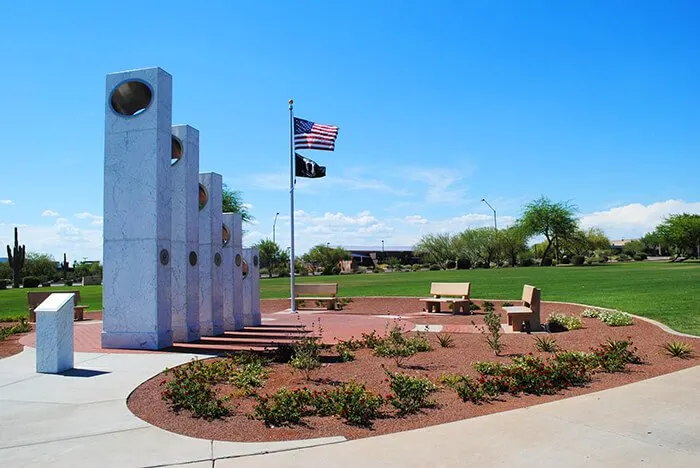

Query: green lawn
left=2, top=262, right=699, bottom=335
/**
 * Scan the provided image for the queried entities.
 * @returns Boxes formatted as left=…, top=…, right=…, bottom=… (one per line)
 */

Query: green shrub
left=534, top=336, right=559, bottom=353
left=483, top=308, right=504, bottom=355
left=290, top=348, right=321, bottom=380
left=599, top=310, right=634, bottom=327
left=161, top=359, right=231, bottom=419
left=386, top=370, right=437, bottom=415
left=469, top=302, right=481, bottom=311
left=661, top=341, right=694, bottom=359
left=311, top=382, right=384, bottom=427
left=428, top=264, right=441, bottom=271
left=560, top=257, right=571, bottom=264
left=540, top=258, right=553, bottom=266
left=483, top=301, right=495, bottom=312
left=411, top=264, right=421, bottom=272
left=0, top=318, right=32, bottom=341
left=252, top=387, right=311, bottom=426
left=436, top=333, right=455, bottom=348
left=22, top=276, right=41, bottom=288
left=335, top=342, right=355, bottom=362
left=520, top=258, right=534, bottom=267
left=230, top=361, right=269, bottom=394
left=633, top=253, right=647, bottom=261
left=374, top=325, right=419, bottom=367
left=501, top=302, right=513, bottom=307
left=616, top=253, right=630, bottom=262
left=592, top=339, right=643, bottom=373
left=473, top=361, right=507, bottom=376
left=360, top=330, right=382, bottom=349
left=572, top=255, right=585, bottom=265
left=64, top=279, right=73, bottom=286
left=547, top=312, right=583, bottom=331
left=440, top=374, right=489, bottom=404
left=0, top=279, right=9, bottom=289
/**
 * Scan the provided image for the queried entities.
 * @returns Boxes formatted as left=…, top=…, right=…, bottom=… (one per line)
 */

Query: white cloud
left=75, top=212, right=104, bottom=226
left=580, top=199, right=700, bottom=239
left=242, top=203, right=253, bottom=210
left=41, top=210, right=60, bottom=217
left=404, top=215, right=428, bottom=225
left=0, top=199, right=14, bottom=205
left=0, top=219, right=102, bottom=261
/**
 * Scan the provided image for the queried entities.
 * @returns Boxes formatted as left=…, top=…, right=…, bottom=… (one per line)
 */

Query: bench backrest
left=521, top=285, right=540, bottom=310
left=295, top=283, right=338, bottom=297
left=430, top=282, right=471, bottom=298
left=28, top=290, right=81, bottom=311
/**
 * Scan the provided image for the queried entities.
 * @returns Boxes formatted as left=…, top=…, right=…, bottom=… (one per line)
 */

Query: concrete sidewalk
left=1, top=347, right=698, bottom=468
left=0, top=348, right=343, bottom=467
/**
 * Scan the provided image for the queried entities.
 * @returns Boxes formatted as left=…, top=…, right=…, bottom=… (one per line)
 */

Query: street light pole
left=481, top=198, right=497, bottom=231
left=272, top=212, right=279, bottom=244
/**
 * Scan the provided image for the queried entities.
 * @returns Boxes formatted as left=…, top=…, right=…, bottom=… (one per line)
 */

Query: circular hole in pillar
left=160, top=249, right=170, bottom=265
left=242, top=259, right=249, bottom=279
left=222, top=224, right=230, bottom=247
left=110, top=80, right=153, bottom=116
left=214, top=252, right=222, bottom=266
left=253, top=255, right=259, bottom=267
left=235, top=254, right=242, bottom=267
left=189, top=251, right=198, bottom=266
left=171, top=136, right=183, bottom=166
left=199, top=184, right=208, bottom=211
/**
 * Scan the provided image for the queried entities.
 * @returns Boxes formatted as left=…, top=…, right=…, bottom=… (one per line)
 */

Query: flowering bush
left=373, top=324, right=432, bottom=367
left=312, top=381, right=384, bottom=427
left=473, top=361, right=507, bottom=376
left=547, top=312, right=583, bottom=331
left=599, top=310, right=634, bottom=327
left=581, top=308, right=601, bottom=318
left=592, top=339, right=643, bottom=372
left=251, top=387, right=311, bottom=426
left=161, top=359, right=230, bottom=420
left=440, top=374, right=489, bottom=404
left=386, top=370, right=437, bottom=415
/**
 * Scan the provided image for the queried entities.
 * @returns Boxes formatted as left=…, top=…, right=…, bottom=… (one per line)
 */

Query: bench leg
left=327, top=300, right=336, bottom=311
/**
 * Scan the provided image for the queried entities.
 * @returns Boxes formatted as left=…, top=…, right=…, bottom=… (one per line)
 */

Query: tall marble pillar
left=102, top=67, right=173, bottom=350
left=221, top=213, right=234, bottom=331
left=198, top=172, right=224, bottom=336
left=243, top=247, right=262, bottom=327
left=171, top=125, right=200, bottom=342
left=228, top=213, right=244, bottom=330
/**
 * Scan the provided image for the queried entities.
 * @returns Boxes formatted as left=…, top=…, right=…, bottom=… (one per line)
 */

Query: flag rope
left=288, top=99, right=296, bottom=312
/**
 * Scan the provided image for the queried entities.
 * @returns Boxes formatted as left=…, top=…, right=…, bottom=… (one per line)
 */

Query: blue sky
left=1, top=0, right=699, bottom=261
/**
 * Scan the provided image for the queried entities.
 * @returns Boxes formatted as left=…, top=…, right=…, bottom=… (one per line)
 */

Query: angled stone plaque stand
left=198, top=172, right=224, bottom=336
left=36, top=293, right=74, bottom=373
left=171, top=125, right=200, bottom=342
left=102, top=67, right=173, bottom=350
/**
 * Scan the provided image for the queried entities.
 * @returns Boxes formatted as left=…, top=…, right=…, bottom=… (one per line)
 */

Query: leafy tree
left=641, top=231, right=665, bottom=255
left=655, top=213, right=700, bottom=257
left=303, top=244, right=351, bottom=275
left=414, top=233, right=455, bottom=269
left=22, top=253, right=57, bottom=281
left=222, top=184, right=254, bottom=223
left=519, top=197, right=578, bottom=262
left=254, top=238, right=285, bottom=278
left=561, top=228, right=610, bottom=258
left=497, top=225, right=529, bottom=266
left=454, top=228, right=499, bottom=267
left=74, top=261, right=103, bottom=281
left=0, top=261, right=11, bottom=280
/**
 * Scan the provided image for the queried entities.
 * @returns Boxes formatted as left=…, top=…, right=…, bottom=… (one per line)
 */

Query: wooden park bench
left=28, top=290, right=88, bottom=322
left=294, top=284, right=338, bottom=310
left=419, top=282, right=471, bottom=314
left=503, top=284, right=541, bottom=332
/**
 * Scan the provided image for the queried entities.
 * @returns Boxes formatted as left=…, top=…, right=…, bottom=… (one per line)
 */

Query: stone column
left=103, top=67, right=173, bottom=350
left=227, top=213, right=244, bottom=330
left=36, top=293, right=74, bottom=373
left=171, top=125, right=200, bottom=342
left=198, top=172, right=224, bottom=336
left=221, top=213, right=234, bottom=331
left=243, top=247, right=261, bottom=327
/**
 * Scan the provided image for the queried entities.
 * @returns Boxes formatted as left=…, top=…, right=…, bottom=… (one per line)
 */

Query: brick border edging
left=262, top=297, right=699, bottom=339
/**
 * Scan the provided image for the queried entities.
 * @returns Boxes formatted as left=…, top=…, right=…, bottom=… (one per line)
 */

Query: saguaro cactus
left=6, top=227, right=26, bottom=288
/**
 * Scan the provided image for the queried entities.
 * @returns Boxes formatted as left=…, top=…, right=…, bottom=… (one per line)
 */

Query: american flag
left=294, top=117, right=339, bottom=151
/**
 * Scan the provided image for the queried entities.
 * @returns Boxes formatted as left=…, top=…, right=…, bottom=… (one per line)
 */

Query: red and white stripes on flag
left=294, top=117, right=339, bottom=151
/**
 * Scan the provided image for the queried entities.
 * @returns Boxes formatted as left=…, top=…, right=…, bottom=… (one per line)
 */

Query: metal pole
left=273, top=212, right=279, bottom=244
left=481, top=198, right=497, bottom=231
left=289, top=100, right=296, bottom=312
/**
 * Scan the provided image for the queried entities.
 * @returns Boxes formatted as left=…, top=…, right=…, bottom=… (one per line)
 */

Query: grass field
left=1, top=262, right=699, bottom=335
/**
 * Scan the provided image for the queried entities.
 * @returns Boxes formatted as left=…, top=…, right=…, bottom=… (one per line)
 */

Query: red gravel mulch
left=0, top=321, right=35, bottom=358
left=128, top=300, right=700, bottom=443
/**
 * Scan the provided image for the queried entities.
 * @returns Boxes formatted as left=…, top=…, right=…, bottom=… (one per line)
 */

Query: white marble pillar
left=222, top=213, right=234, bottom=331
left=103, top=67, right=173, bottom=350
left=171, top=125, right=200, bottom=342
left=243, top=247, right=262, bottom=327
left=198, top=172, right=224, bottom=336
left=36, top=293, right=74, bottom=373
left=230, top=214, right=245, bottom=330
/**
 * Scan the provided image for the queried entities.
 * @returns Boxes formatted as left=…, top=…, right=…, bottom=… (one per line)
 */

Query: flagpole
left=289, top=99, right=296, bottom=312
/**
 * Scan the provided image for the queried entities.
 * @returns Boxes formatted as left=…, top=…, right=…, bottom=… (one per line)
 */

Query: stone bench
left=419, top=282, right=471, bottom=314
left=294, top=284, right=338, bottom=310
left=503, top=284, right=541, bottom=332
left=28, top=290, right=88, bottom=322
